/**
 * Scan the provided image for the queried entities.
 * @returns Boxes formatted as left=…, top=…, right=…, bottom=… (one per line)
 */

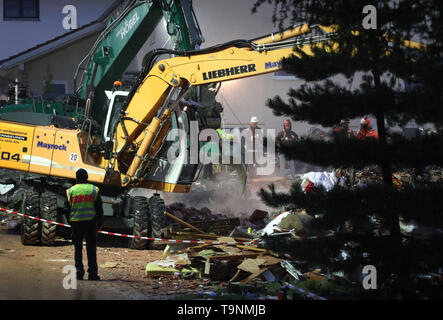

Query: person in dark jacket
left=333, top=120, right=355, bottom=139
left=65, top=169, right=103, bottom=280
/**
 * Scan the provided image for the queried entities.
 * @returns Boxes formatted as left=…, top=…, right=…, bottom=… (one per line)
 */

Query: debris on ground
left=162, top=203, right=242, bottom=238
left=4, top=164, right=441, bottom=300
left=301, top=171, right=339, bottom=192
left=136, top=204, right=349, bottom=300
left=261, top=209, right=326, bottom=237
left=0, top=184, right=14, bottom=195
left=0, top=181, right=28, bottom=207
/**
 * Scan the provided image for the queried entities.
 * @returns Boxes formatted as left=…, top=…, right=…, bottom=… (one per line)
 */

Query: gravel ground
left=0, top=177, right=291, bottom=300
left=0, top=227, right=220, bottom=300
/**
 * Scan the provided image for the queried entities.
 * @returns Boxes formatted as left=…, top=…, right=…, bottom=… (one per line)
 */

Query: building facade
left=0, top=0, right=117, bottom=61
left=0, top=0, right=124, bottom=100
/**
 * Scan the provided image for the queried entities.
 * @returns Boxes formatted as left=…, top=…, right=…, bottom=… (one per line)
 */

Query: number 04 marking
left=1, top=152, right=20, bottom=162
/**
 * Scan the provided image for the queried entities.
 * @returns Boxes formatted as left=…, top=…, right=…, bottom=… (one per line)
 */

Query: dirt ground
left=0, top=227, right=221, bottom=300
left=0, top=176, right=295, bottom=300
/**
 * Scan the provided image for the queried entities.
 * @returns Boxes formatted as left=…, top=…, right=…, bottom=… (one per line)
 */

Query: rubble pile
left=302, top=166, right=443, bottom=191
left=166, top=203, right=228, bottom=223
left=162, top=203, right=280, bottom=242
left=143, top=207, right=343, bottom=299
left=353, top=167, right=383, bottom=186
left=143, top=232, right=353, bottom=299
left=161, top=203, right=243, bottom=239
left=353, top=166, right=443, bottom=187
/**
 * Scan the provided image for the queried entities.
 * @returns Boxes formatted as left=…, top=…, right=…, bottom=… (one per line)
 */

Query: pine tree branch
left=266, top=79, right=443, bottom=127
left=260, top=182, right=443, bottom=228
left=276, top=134, right=443, bottom=168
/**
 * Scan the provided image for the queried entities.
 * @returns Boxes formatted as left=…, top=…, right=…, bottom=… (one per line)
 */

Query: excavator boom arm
left=115, top=27, right=337, bottom=184
left=115, top=23, right=426, bottom=186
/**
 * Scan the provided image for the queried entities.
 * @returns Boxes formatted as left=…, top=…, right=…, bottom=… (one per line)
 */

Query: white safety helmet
left=250, top=116, right=258, bottom=123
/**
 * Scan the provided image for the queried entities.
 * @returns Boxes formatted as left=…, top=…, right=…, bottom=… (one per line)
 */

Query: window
left=4, top=0, right=39, bottom=20
left=106, top=94, right=127, bottom=140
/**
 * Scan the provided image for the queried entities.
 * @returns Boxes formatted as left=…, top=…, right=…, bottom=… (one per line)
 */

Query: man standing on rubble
left=276, top=119, right=298, bottom=180
left=242, top=116, right=265, bottom=178
left=65, top=169, right=103, bottom=281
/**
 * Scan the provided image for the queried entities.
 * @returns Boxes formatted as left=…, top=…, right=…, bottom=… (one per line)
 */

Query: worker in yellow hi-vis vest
left=65, top=169, right=103, bottom=281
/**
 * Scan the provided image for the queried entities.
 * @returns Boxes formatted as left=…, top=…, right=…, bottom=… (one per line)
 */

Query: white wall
left=0, top=0, right=116, bottom=61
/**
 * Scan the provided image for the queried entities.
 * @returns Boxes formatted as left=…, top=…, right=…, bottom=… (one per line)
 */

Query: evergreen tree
left=253, top=0, right=443, bottom=298
left=43, top=64, right=54, bottom=95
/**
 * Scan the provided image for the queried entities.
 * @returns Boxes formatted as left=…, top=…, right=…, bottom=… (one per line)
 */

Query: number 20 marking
left=70, top=153, right=78, bottom=163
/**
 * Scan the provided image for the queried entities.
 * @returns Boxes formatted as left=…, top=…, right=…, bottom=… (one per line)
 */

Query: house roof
left=0, top=20, right=103, bottom=68
left=0, top=0, right=124, bottom=69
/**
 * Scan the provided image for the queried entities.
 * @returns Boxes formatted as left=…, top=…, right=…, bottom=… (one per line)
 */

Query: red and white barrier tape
left=0, top=207, right=261, bottom=246
left=1, top=207, right=333, bottom=245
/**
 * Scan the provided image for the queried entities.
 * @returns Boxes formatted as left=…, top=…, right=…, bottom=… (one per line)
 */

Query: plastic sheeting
left=261, top=211, right=292, bottom=236
left=301, top=171, right=338, bottom=192
left=0, top=184, right=14, bottom=195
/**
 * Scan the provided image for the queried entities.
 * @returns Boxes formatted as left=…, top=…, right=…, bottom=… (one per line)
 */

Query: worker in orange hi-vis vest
left=356, top=117, right=379, bottom=140
left=65, top=168, right=103, bottom=281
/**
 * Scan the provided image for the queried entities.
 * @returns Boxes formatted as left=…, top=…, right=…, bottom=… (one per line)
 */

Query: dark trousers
left=71, top=220, right=98, bottom=276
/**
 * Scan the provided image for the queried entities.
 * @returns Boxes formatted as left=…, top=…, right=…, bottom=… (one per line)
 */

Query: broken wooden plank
left=179, top=232, right=254, bottom=243
left=217, top=236, right=236, bottom=243
left=239, top=267, right=270, bottom=285
left=229, top=269, right=241, bottom=283
left=168, top=218, right=240, bottom=234
left=214, top=245, right=242, bottom=256
left=163, top=211, right=205, bottom=234
left=186, top=243, right=212, bottom=251
left=163, top=211, right=204, bottom=234
left=236, top=245, right=267, bottom=252
left=208, top=253, right=262, bottom=261
left=237, top=258, right=266, bottom=274
left=261, top=255, right=282, bottom=266
left=204, top=259, right=211, bottom=275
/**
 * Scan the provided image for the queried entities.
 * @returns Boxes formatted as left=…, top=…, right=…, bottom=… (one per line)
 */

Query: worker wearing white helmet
left=242, top=116, right=265, bottom=178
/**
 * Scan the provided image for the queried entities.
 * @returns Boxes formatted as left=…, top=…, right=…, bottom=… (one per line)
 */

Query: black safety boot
left=88, top=274, right=101, bottom=281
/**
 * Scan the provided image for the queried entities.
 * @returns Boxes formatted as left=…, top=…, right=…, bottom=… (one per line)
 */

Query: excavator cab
left=102, top=88, right=202, bottom=192
left=142, top=107, right=201, bottom=189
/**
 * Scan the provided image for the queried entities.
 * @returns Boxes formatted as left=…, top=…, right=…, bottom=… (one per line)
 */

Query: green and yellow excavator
left=0, top=0, right=239, bottom=249
left=1, top=3, right=422, bottom=250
